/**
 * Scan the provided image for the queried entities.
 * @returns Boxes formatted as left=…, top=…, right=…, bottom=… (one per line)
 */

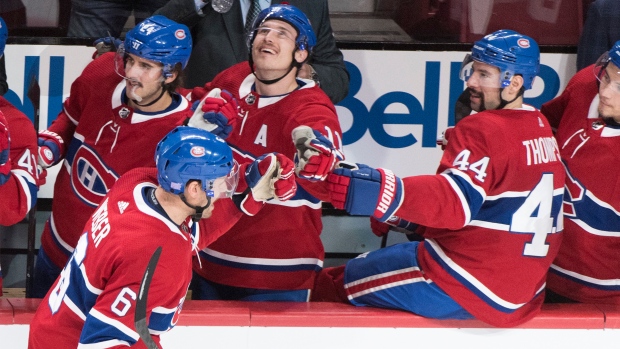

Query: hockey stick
left=25, top=70, right=40, bottom=298
left=135, top=246, right=162, bottom=349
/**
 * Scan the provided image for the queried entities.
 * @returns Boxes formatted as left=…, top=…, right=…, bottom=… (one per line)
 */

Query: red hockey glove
left=0, top=112, right=11, bottom=186
left=233, top=153, right=297, bottom=216
left=292, top=126, right=344, bottom=181
left=37, top=129, right=65, bottom=168
left=188, top=88, right=240, bottom=139
left=369, top=216, right=419, bottom=237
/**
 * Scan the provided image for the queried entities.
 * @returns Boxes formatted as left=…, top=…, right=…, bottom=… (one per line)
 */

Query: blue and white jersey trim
left=425, top=239, right=543, bottom=313
left=550, top=264, right=620, bottom=291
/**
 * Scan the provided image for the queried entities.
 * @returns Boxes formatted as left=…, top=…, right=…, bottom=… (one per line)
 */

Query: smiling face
left=251, top=19, right=307, bottom=80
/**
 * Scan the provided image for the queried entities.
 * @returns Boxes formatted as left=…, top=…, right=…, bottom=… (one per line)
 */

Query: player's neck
left=254, top=70, right=299, bottom=97
left=128, top=91, right=173, bottom=113
left=155, top=187, right=193, bottom=226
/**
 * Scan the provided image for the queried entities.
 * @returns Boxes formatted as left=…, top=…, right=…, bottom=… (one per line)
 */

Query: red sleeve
left=196, top=198, right=244, bottom=249
left=0, top=102, right=39, bottom=225
left=282, top=94, right=344, bottom=202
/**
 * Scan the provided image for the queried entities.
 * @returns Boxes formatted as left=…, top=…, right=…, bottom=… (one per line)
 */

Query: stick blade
left=135, top=246, right=162, bottom=349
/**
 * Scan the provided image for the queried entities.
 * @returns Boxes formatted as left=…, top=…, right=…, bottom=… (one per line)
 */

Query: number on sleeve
left=17, top=149, right=35, bottom=175
left=453, top=149, right=489, bottom=182
left=511, top=173, right=555, bottom=257
left=111, top=287, right=137, bottom=316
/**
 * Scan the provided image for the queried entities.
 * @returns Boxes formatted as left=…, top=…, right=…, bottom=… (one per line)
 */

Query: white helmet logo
left=175, top=29, right=186, bottom=40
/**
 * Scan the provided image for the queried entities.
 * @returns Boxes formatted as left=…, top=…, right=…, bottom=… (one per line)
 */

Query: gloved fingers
left=201, top=98, right=227, bottom=111
left=370, top=216, right=391, bottom=237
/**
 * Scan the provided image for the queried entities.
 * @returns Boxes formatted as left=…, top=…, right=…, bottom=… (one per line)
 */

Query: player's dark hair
left=163, top=63, right=185, bottom=94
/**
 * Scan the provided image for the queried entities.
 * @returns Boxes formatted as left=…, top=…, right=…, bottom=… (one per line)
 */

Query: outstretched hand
left=292, top=126, right=343, bottom=181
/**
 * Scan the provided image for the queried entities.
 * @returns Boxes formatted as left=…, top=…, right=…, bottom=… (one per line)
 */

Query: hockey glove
left=370, top=216, right=418, bottom=237
left=233, top=153, right=297, bottom=216
left=292, top=126, right=344, bottom=181
left=93, top=36, right=122, bottom=58
left=0, top=112, right=11, bottom=186
left=37, top=130, right=64, bottom=168
left=188, top=88, right=240, bottom=139
left=327, top=163, right=403, bottom=222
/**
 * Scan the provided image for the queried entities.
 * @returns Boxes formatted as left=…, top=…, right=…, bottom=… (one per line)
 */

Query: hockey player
left=543, top=41, right=620, bottom=304
left=312, top=30, right=566, bottom=328
left=32, top=15, right=195, bottom=298
left=29, top=126, right=297, bottom=348
left=186, top=4, right=344, bottom=301
left=0, top=17, right=40, bottom=294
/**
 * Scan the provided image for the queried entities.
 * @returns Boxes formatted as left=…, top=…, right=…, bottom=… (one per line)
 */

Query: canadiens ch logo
left=71, top=145, right=120, bottom=207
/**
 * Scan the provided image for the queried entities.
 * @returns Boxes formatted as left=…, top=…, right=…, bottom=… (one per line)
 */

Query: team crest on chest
left=71, top=145, right=120, bottom=207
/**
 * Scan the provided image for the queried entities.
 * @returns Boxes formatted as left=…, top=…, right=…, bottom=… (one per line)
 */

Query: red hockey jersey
left=0, top=97, right=39, bottom=294
left=191, top=62, right=344, bottom=290
left=542, top=66, right=620, bottom=304
left=40, top=53, right=192, bottom=270
left=395, top=107, right=565, bottom=327
left=29, top=168, right=243, bottom=348
left=0, top=97, right=38, bottom=225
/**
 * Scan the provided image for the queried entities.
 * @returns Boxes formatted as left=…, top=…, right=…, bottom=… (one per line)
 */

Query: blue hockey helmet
left=0, top=17, right=7, bottom=57
left=460, top=29, right=540, bottom=90
left=594, top=40, right=620, bottom=83
left=121, top=15, right=192, bottom=78
left=247, top=4, right=317, bottom=54
left=155, top=126, right=238, bottom=196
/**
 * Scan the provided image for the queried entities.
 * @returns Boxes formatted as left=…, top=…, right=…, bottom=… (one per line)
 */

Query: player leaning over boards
left=543, top=40, right=620, bottom=304
left=0, top=16, right=42, bottom=295
left=186, top=4, right=344, bottom=301
left=28, top=126, right=297, bottom=348
left=312, top=30, right=566, bottom=328
left=31, top=16, right=196, bottom=298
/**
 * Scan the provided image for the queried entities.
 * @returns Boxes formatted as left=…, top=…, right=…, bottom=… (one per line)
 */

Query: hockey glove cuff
left=37, top=130, right=64, bottom=168
left=327, top=163, right=403, bottom=221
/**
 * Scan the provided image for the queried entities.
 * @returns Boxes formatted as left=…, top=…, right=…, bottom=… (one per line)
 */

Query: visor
left=206, top=161, right=239, bottom=199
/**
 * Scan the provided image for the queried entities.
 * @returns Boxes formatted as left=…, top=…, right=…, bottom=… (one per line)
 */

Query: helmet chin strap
left=248, top=50, right=303, bottom=85
left=180, top=193, right=212, bottom=223
left=131, top=83, right=167, bottom=107
left=487, top=87, right=522, bottom=111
